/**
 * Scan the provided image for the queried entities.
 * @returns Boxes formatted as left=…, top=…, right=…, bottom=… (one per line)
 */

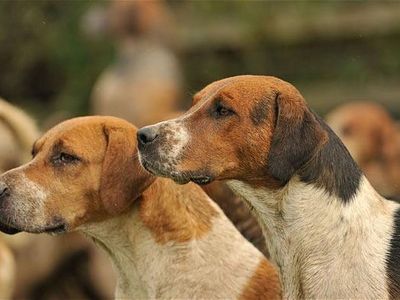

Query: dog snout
left=0, top=182, right=9, bottom=201
left=137, top=126, right=159, bottom=145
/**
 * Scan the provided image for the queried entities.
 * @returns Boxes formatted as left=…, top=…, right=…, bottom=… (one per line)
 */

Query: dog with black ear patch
left=137, top=75, right=400, bottom=299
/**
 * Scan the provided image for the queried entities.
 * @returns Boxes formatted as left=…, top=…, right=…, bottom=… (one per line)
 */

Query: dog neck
left=80, top=178, right=269, bottom=299
left=80, top=201, right=148, bottom=298
left=228, top=175, right=399, bottom=299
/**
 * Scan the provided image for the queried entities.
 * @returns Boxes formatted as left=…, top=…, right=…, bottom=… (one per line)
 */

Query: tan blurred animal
left=0, top=98, right=39, bottom=172
left=0, top=116, right=281, bottom=299
left=326, top=102, right=400, bottom=199
left=90, top=0, right=182, bottom=127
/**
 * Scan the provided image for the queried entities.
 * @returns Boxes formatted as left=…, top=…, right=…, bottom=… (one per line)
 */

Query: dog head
left=326, top=102, right=398, bottom=165
left=137, top=75, right=327, bottom=187
left=0, top=116, right=154, bottom=235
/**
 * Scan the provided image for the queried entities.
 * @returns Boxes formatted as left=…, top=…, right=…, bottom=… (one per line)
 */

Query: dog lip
left=173, top=177, right=191, bottom=185
left=0, top=220, right=67, bottom=235
left=0, top=221, right=21, bottom=235
left=140, top=158, right=191, bottom=184
left=41, top=223, right=67, bottom=234
left=140, top=158, right=214, bottom=185
left=27, top=222, right=68, bottom=235
left=190, top=176, right=213, bottom=185
left=140, top=159, right=158, bottom=175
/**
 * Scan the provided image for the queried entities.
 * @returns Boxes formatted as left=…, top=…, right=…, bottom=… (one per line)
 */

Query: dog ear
left=100, top=126, right=154, bottom=215
left=267, top=92, right=326, bottom=184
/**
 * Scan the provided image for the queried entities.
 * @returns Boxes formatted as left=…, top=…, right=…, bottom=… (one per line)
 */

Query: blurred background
left=0, top=1, right=399, bottom=119
left=0, top=1, right=399, bottom=299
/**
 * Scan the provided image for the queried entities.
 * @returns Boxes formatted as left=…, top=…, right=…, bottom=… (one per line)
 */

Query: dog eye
left=53, top=153, right=79, bottom=165
left=215, top=104, right=234, bottom=118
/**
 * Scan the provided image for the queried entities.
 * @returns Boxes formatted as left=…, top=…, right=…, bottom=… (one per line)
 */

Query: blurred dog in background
left=0, top=98, right=39, bottom=172
left=89, top=0, right=183, bottom=128
left=326, top=102, right=400, bottom=200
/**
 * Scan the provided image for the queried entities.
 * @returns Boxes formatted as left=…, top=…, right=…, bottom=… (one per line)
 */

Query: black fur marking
left=387, top=195, right=400, bottom=204
left=267, top=94, right=362, bottom=203
left=267, top=102, right=321, bottom=185
left=250, top=98, right=269, bottom=126
left=298, top=114, right=362, bottom=203
left=387, top=208, right=400, bottom=298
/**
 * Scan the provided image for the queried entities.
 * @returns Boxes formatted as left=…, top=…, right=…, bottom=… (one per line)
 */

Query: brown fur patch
left=239, top=259, right=281, bottom=300
left=140, top=179, right=219, bottom=244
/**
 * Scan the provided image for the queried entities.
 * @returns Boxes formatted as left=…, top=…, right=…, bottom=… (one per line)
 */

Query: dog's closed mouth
left=0, top=221, right=21, bottom=235
left=0, top=221, right=67, bottom=235
left=140, top=157, right=214, bottom=185
left=190, top=176, right=213, bottom=185
left=0, top=216, right=65, bottom=237
left=42, top=223, right=67, bottom=235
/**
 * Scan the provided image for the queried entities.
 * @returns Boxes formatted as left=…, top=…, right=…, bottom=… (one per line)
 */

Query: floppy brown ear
left=100, top=126, right=154, bottom=215
left=267, top=92, right=326, bottom=184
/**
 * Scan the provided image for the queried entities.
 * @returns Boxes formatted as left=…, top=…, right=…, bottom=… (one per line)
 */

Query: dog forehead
left=45, top=116, right=135, bottom=138
left=43, top=121, right=98, bottom=144
left=37, top=117, right=116, bottom=155
left=195, top=75, right=292, bottom=105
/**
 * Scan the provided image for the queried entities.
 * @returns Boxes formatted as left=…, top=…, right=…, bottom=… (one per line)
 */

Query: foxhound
left=137, top=75, right=400, bottom=299
left=0, top=116, right=280, bottom=299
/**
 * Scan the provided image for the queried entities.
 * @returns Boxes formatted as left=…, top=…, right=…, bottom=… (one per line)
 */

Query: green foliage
left=0, top=0, right=112, bottom=119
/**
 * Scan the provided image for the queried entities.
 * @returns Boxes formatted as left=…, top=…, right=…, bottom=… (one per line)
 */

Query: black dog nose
left=137, top=127, right=158, bottom=145
left=0, top=182, right=9, bottom=200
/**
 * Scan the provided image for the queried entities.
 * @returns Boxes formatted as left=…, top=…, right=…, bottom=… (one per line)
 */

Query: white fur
left=228, top=176, right=400, bottom=299
left=141, top=119, right=189, bottom=165
left=80, top=199, right=265, bottom=299
left=8, top=172, right=48, bottom=230
left=159, top=120, right=189, bottom=161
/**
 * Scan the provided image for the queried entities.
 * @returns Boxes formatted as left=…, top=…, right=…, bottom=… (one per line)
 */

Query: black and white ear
left=267, top=92, right=326, bottom=184
left=100, top=126, right=154, bottom=215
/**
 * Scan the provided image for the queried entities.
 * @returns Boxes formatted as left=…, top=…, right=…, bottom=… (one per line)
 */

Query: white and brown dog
left=137, top=75, right=400, bottom=299
left=0, top=116, right=280, bottom=299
